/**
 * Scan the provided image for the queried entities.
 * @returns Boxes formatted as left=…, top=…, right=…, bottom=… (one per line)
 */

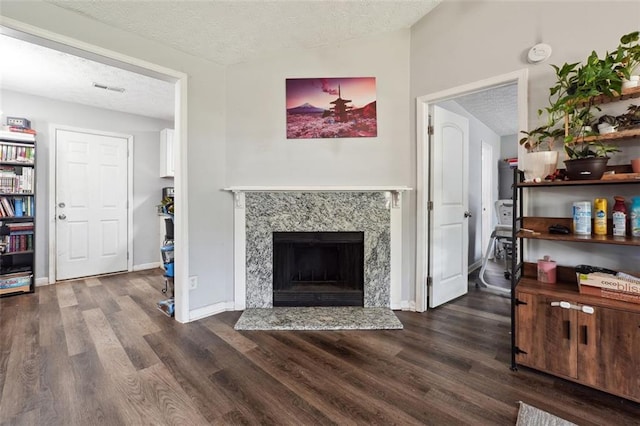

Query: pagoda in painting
left=330, top=85, right=353, bottom=122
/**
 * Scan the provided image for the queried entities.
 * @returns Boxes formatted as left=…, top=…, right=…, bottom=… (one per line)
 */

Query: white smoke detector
left=527, top=43, right=552, bottom=64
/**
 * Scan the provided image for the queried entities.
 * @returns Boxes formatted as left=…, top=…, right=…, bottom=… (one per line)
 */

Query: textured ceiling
left=454, top=84, right=518, bottom=136
left=45, top=0, right=441, bottom=65
left=2, top=0, right=441, bottom=121
left=0, top=34, right=176, bottom=121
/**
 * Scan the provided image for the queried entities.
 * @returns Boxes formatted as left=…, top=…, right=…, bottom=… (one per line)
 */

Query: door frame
left=1, top=17, right=191, bottom=323
left=48, top=125, right=134, bottom=282
left=415, top=69, right=528, bottom=312
left=480, top=140, right=493, bottom=264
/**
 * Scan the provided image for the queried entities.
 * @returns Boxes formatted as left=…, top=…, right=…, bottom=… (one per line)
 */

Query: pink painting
left=286, top=77, right=377, bottom=139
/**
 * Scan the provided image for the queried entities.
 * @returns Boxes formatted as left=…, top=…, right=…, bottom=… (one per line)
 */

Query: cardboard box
left=577, top=272, right=640, bottom=295
left=0, top=273, right=32, bottom=289
left=577, top=270, right=640, bottom=304
left=579, top=284, right=640, bottom=304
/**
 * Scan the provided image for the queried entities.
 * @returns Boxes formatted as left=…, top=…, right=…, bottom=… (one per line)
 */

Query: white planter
left=522, top=151, right=559, bottom=182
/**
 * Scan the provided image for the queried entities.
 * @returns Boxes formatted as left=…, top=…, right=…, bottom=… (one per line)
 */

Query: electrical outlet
left=189, top=276, right=198, bottom=290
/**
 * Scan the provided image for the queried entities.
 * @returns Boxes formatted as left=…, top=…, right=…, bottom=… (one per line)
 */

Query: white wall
left=226, top=30, right=411, bottom=186
left=438, top=100, right=501, bottom=266
left=1, top=1, right=230, bottom=312
left=1, top=89, right=172, bottom=278
left=411, top=0, right=640, bottom=274
left=226, top=30, right=414, bottom=299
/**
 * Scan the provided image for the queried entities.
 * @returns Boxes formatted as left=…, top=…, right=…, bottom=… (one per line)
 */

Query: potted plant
left=616, top=31, right=640, bottom=86
left=518, top=124, right=563, bottom=182
left=547, top=50, right=623, bottom=180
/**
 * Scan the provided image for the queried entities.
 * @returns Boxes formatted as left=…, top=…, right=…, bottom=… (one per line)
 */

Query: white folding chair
left=477, top=200, right=513, bottom=294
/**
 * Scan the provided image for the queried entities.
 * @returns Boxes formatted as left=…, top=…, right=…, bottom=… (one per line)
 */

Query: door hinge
left=127, top=252, right=130, bottom=260
left=515, top=298, right=528, bottom=306
left=427, top=201, right=433, bottom=211
left=514, top=346, right=528, bottom=355
left=427, top=276, right=433, bottom=287
left=428, top=125, right=434, bottom=136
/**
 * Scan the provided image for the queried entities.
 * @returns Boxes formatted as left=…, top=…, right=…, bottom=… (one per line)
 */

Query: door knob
left=58, top=214, right=67, bottom=220
left=464, top=211, right=472, bottom=218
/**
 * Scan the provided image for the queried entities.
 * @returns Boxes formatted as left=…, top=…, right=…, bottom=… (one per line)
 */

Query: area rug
left=234, top=307, right=404, bottom=331
left=516, top=402, right=576, bottom=426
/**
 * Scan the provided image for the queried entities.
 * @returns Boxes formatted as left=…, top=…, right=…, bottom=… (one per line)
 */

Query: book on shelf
left=5, top=221, right=34, bottom=230
left=0, top=130, right=35, bottom=143
left=0, top=167, right=34, bottom=193
left=0, top=143, right=35, bottom=163
left=0, top=197, right=14, bottom=217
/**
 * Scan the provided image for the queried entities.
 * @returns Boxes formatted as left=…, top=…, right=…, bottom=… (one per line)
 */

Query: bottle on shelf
left=572, top=201, right=592, bottom=235
left=594, top=198, right=607, bottom=236
left=613, top=196, right=627, bottom=237
left=632, top=196, right=640, bottom=237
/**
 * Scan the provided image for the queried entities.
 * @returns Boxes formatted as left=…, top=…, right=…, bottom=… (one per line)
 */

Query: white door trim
left=481, top=140, right=493, bottom=261
left=49, top=125, right=133, bottom=280
left=415, top=69, right=528, bottom=312
left=2, top=16, right=191, bottom=323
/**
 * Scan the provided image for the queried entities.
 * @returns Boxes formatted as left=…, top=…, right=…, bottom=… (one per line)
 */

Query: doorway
left=1, top=22, right=191, bottom=323
left=415, top=69, right=528, bottom=312
left=53, top=127, right=131, bottom=281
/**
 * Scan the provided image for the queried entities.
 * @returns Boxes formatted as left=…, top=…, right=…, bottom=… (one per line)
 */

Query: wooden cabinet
left=160, top=128, right=174, bottom=178
left=511, top=144, right=640, bottom=402
left=515, top=280, right=640, bottom=402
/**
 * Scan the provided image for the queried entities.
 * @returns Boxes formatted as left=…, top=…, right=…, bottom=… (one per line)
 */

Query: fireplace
left=273, top=232, right=364, bottom=307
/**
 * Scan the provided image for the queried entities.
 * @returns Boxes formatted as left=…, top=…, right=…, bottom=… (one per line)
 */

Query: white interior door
left=55, top=129, right=129, bottom=280
left=429, top=105, right=470, bottom=308
left=481, top=141, right=493, bottom=258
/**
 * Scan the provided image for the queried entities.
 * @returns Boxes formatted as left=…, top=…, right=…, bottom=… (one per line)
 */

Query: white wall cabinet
left=160, top=128, right=174, bottom=178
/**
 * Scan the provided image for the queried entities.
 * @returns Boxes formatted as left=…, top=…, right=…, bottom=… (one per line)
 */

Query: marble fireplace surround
left=225, top=187, right=411, bottom=310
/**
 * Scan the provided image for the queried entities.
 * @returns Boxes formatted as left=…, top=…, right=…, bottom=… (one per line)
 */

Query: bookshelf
left=0, top=130, right=36, bottom=296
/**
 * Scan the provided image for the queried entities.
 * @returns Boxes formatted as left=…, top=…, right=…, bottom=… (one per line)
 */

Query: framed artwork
left=286, top=77, right=377, bottom=139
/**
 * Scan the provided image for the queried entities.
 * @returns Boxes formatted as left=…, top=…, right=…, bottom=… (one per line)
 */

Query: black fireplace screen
left=272, top=232, right=364, bottom=307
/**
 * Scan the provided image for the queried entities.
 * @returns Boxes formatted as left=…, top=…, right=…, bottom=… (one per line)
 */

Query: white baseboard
left=399, top=300, right=416, bottom=311
left=469, top=260, right=482, bottom=272
left=133, top=262, right=161, bottom=271
left=35, top=277, right=51, bottom=287
left=189, top=301, right=235, bottom=322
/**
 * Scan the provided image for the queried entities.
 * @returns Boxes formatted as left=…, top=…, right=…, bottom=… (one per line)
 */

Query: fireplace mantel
left=224, top=186, right=412, bottom=208
left=224, top=185, right=411, bottom=192
left=227, top=188, right=409, bottom=311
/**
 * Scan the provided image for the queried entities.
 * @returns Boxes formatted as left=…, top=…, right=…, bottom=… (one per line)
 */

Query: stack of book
left=0, top=143, right=35, bottom=163
left=0, top=126, right=36, bottom=143
left=0, top=166, right=34, bottom=193
left=577, top=266, right=640, bottom=304
left=1, top=221, right=35, bottom=253
left=504, top=157, right=518, bottom=168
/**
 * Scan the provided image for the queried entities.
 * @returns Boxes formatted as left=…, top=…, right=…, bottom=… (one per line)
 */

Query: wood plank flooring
left=1, top=269, right=639, bottom=425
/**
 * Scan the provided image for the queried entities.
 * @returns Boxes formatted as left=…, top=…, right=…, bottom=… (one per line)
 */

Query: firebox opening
left=273, top=232, right=364, bottom=307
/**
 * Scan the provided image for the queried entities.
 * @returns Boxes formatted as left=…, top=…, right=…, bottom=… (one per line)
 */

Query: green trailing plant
left=521, top=32, right=640, bottom=162
left=519, top=125, right=563, bottom=152
left=546, top=50, right=623, bottom=159
left=616, top=31, right=640, bottom=78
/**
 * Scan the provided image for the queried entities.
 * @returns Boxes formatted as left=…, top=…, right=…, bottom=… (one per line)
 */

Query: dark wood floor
left=1, top=269, right=639, bottom=425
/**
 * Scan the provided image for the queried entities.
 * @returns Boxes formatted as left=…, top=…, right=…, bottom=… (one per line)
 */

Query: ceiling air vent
left=92, top=82, right=126, bottom=93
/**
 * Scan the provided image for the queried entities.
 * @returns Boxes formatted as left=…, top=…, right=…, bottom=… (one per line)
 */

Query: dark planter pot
left=564, top=157, right=609, bottom=180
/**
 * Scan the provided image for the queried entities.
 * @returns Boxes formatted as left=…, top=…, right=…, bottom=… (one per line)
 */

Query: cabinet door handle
left=563, top=320, right=571, bottom=340
left=581, top=325, right=588, bottom=345
left=581, top=305, right=594, bottom=315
